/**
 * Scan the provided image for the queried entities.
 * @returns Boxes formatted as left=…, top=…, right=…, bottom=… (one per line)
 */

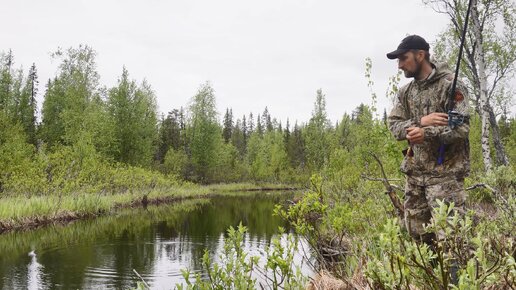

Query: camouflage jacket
left=388, top=63, right=470, bottom=186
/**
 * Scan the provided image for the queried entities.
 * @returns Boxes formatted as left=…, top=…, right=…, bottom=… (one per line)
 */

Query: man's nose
left=398, top=60, right=404, bottom=70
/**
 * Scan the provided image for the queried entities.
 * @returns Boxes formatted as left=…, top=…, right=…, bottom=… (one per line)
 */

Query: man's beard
left=404, top=59, right=423, bottom=78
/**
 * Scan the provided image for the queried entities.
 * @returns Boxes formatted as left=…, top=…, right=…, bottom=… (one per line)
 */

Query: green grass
left=0, top=182, right=299, bottom=230
left=205, top=181, right=300, bottom=192
left=0, top=198, right=211, bottom=264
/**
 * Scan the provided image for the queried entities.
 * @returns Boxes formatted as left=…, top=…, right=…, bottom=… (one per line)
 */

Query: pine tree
left=248, top=112, right=254, bottom=133
left=291, top=122, right=306, bottom=168
left=231, top=118, right=246, bottom=157
left=263, top=107, right=273, bottom=132
left=19, top=63, right=38, bottom=145
left=256, top=114, right=263, bottom=136
left=156, top=108, right=183, bottom=163
left=0, top=50, right=13, bottom=113
left=222, top=108, right=233, bottom=143
left=242, top=114, right=248, bottom=144
left=284, top=118, right=291, bottom=151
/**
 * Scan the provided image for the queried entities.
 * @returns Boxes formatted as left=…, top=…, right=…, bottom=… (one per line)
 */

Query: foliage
left=177, top=223, right=306, bottom=290
left=0, top=111, right=37, bottom=194
left=162, top=147, right=189, bottom=178
left=187, top=82, right=222, bottom=183
left=13, top=44, right=513, bottom=194
left=303, top=89, right=332, bottom=171
left=156, top=108, right=186, bottom=163
left=247, top=130, right=289, bottom=182
left=467, top=165, right=515, bottom=202
left=212, top=141, right=244, bottom=183
left=41, top=45, right=102, bottom=148
left=275, top=174, right=394, bottom=278
left=365, top=201, right=516, bottom=289
left=107, top=67, right=158, bottom=167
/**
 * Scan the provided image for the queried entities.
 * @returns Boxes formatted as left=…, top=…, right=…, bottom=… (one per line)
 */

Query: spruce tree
left=222, top=108, right=233, bottom=143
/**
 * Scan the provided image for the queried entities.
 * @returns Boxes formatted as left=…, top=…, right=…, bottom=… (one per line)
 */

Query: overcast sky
left=2, top=0, right=454, bottom=124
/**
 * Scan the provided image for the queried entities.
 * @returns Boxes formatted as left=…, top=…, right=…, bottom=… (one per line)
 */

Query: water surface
left=0, top=192, right=309, bottom=289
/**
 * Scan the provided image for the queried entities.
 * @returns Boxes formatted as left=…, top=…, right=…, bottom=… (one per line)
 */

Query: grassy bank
left=0, top=198, right=211, bottom=265
left=0, top=182, right=298, bottom=234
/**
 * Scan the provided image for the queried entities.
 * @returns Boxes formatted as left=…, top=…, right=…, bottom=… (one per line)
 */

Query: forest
left=1, top=0, right=515, bottom=288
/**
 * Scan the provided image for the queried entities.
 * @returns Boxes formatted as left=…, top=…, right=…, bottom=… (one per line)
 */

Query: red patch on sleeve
left=455, top=91, right=464, bottom=102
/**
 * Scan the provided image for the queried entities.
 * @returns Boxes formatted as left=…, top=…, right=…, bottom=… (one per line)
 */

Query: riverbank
left=0, top=182, right=300, bottom=234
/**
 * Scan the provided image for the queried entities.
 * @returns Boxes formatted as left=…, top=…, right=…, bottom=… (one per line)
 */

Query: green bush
left=176, top=223, right=307, bottom=290
left=365, top=201, right=516, bottom=289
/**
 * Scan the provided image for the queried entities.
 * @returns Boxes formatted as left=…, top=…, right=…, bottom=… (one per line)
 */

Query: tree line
left=0, top=40, right=515, bottom=193
left=0, top=45, right=399, bottom=190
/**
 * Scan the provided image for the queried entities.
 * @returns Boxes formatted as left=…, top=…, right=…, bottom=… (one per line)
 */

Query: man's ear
left=417, top=50, right=425, bottom=62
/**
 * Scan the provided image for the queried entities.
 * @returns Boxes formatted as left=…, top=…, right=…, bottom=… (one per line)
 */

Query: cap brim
left=386, top=49, right=408, bottom=60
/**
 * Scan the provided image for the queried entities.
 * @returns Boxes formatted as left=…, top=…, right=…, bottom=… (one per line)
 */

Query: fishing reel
left=448, top=110, right=467, bottom=129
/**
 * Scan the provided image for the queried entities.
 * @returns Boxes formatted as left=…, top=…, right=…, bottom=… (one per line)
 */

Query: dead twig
left=466, top=183, right=512, bottom=212
left=359, top=175, right=401, bottom=182
left=465, top=183, right=498, bottom=194
left=132, top=269, right=150, bottom=289
left=360, top=174, right=404, bottom=192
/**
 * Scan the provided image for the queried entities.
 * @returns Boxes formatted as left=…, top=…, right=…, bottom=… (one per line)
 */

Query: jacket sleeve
left=424, top=80, right=470, bottom=144
left=423, top=122, right=469, bottom=144
left=388, top=89, right=416, bottom=141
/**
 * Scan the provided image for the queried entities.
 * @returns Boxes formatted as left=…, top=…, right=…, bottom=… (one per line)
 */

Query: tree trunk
left=471, top=0, right=493, bottom=172
left=487, top=105, right=509, bottom=166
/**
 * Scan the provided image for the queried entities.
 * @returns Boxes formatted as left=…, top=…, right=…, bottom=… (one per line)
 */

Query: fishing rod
left=451, top=0, right=473, bottom=100
left=438, top=0, right=473, bottom=165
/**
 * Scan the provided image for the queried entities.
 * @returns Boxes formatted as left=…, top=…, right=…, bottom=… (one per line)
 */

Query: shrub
left=365, top=201, right=516, bottom=289
left=176, top=223, right=307, bottom=290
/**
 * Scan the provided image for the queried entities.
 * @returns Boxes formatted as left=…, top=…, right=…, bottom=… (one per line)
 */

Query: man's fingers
left=407, top=137, right=423, bottom=144
left=407, top=130, right=422, bottom=137
left=406, top=126, right=420, bottom=133
left=406, top=127, right=424, bottom=143
left=430, top=114, right=448, bottom=126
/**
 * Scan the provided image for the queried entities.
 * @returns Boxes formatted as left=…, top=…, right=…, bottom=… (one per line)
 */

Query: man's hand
left=421, top=112, right=448, bottom=127
left=406, top=127, right=425, bottom=144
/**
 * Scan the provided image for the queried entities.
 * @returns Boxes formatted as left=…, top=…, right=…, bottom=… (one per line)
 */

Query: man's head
left=387, top=35, right=431, bottom=79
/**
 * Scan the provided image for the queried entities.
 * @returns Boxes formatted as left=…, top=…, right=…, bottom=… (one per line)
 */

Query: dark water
left=0, top=192, right=310, bottom=289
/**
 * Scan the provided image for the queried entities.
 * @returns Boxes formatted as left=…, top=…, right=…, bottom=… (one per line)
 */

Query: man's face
left=397, top=51, right=423, bottom=78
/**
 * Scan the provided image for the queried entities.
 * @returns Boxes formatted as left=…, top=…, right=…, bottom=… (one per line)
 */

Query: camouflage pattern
left=404, top=178, right=466, bottom=242
left=388, top=62, right=470, bottom=242
left=388, top=62, right=470, bottom=186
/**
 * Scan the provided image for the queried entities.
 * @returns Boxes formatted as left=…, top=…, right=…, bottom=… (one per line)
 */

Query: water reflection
left=27, top=251, right=44, bottom=290
left=0, top=192, right=307, bottom=289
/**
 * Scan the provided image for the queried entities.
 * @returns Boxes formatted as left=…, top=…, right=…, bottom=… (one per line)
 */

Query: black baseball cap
left=386, top=35, right=430, bottom=59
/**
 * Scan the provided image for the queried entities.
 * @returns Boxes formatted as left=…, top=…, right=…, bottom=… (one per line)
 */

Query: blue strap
left=437, top=143, right=445, bottom=165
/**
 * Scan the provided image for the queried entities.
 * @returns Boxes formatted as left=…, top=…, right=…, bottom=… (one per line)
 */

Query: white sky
left=2, top=0, right=455, bottom=124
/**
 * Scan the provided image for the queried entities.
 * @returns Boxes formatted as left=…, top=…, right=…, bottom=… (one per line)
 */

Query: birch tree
left=304, top=89, right=332, bottom=171
left=187, top=82, right=221, bottom=183
left=425, top=0, right=516, bottom=171
left=107, top=67, right=158, bottom=166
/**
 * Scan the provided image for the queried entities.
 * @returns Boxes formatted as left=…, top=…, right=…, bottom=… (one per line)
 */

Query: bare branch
left=465, top=183, right=498, bottom=194
left=360, top=174, right=404, bottom=192
left=366, top=152, right=405, bottom=218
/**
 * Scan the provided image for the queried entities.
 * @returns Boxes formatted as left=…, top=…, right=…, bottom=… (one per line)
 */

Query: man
left=386, top=35, right=470, bottom=244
